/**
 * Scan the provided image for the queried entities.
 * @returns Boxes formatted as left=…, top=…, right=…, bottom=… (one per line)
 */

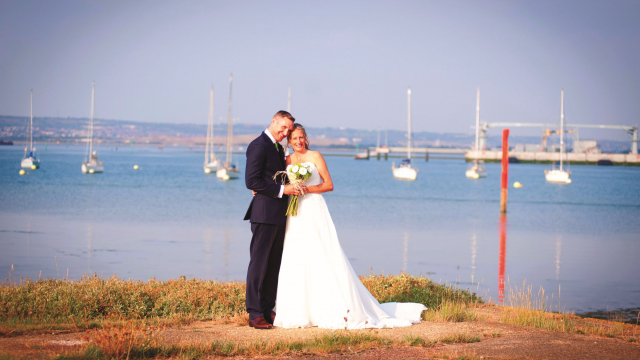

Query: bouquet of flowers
left=281, top=163, right=313, bottom=216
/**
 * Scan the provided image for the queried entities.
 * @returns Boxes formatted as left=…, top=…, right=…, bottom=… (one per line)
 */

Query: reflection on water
left=498, top=215, right=507, bottom=304
left=555, top=236, right=562, bottom=281
left=86, top=223, right=93, bottom=274
left=402, top=233, right=409, bottom=273
left=470, top=232, right=477, bottom=284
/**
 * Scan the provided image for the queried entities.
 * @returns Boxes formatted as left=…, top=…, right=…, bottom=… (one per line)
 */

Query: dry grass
left=423, top=300, right=480, bottom=323
left=499, top=281, right=640, bottom=341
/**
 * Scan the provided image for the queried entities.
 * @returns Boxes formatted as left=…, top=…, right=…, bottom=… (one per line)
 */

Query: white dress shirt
left=264, top=130, right=285, bottom=198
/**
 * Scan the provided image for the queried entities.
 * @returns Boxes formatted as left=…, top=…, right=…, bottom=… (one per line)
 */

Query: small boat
left=545, top=90, right=571, bottom=184
left=81, top=82, right=103, bottom=174
left=466, top=88, right=486, bottom=179
left=204, top=86, right=221, bottom=173
left=392, top=88, right=418, bottom=180
left=217, top=74, right=240, bottom=180
left=355, top=149, right=370, bottom=160
left=465, top=161, right=487, bottom=179
left=21, top=90, right=40, bottom=169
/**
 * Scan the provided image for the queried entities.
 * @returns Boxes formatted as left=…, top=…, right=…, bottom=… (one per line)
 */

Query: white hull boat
left=218, top=74, right=240, bottom=181
left=465, top=163, right=487, bottom=179
left=204, top=86, right=221, bottom=174
left=546, top=90, right=571, bottom=184
left=467, top=88, right=486, bottom=179
left=21, top=156, right=40, bottom=169
left=393, top=88, right=418, bottom=181
left=545, top=169, right=571, bottom=183
left=204, top=160, right=221, bottom=174
left=392, top=163, right=418, bottom=180
left=216, top=167, right=240, bottom=180
left=22, top=90, right=40, bottom=169
left=82, top=161, right=104, bottom=174
left=82, top=82, right=103, bottom=174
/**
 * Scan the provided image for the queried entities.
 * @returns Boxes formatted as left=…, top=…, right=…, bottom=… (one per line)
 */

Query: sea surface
left=1, top=145, right=639, bottom=316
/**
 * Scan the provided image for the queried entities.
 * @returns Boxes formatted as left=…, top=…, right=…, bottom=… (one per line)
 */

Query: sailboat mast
left=205, top=86, right=214, bottom=165
left=89, top=82, right=95, bottom=157
left=475, top=88, right=480, bottom=160
left=407, top=87, right=412, bottom=159
left=30, top=90, right=33, bottom=151
left=225, top=74, right=233, bottom=166
left=560, top=89, right=564, bottom=170
left=210, top=86, right=215, bottom=162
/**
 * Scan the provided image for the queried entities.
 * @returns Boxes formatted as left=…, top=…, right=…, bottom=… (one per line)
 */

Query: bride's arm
left=306, top=152, right=333, bottom=194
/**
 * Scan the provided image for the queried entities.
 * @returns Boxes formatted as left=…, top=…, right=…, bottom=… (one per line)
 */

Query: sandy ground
left=1, top=307, right=639, bottom=359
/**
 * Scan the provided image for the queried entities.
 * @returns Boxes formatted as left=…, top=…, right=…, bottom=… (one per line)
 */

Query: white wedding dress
left=274, top=162, right=427, bottom=329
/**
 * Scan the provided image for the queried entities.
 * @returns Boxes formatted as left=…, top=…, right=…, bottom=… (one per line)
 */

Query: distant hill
left=0, top=115, right=631, bottom=152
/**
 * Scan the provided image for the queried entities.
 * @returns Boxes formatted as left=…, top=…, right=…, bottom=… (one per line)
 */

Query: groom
left=244, top=110, right=303, bottom=330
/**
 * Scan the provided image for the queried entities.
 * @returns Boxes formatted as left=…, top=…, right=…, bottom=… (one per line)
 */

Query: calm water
left=1, top=145, right=639, bottom=315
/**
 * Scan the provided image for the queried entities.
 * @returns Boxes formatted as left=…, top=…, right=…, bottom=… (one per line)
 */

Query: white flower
left=299, top=167, right=307, bottom=176
left=291, top=165, right=299, bottom=173
left=286, top=165, right=293, bottom=172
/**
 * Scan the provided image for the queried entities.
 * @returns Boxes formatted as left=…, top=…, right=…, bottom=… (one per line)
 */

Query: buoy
left=566, top=179, right=572, bottom=184
left=89, top=169, right=94, bottom=174
left=133, top=165, right=139, bottom=170
left=31, top=165, right=36, bottom=170
left=19, top=169, right=25, bottom=175
left=204, top=168, right=211, bottom=174
left=513, top=181, right=522, bottom=188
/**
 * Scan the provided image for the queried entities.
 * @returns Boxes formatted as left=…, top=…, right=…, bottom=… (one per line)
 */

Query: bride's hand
left=252, top=190, right=257, bottom=197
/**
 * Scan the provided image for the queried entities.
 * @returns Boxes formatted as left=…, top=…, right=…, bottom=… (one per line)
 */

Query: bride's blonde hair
left=288, top=123, right=310, bottom=150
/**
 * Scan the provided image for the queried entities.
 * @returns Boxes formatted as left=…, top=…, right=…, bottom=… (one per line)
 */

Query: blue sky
left=1, top=0, right=639, bottom=140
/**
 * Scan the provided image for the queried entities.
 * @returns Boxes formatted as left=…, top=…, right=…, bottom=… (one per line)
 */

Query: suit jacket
left=244, top=132, right=289, bottom=225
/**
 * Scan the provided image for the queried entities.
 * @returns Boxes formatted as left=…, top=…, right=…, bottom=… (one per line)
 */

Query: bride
left=273, top=124, right=427, bottom=329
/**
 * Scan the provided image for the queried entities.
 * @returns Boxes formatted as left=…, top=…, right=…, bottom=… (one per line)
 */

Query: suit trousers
left=246, top=222, right=286, bottom=320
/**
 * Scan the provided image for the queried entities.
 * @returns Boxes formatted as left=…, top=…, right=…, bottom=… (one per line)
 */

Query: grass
left=423, top=300, right=480, bottom=323
left=0, top=273, right=480, bottom=335
left=61, top=330, right=481, bottom=359
left=499, top=281, right=639, bottom=341
left=59, top=332, right=395, bottom=359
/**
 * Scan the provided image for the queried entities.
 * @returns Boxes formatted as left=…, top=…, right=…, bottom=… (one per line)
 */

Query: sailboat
left=21, top=90, right=40, bottom=169
left=466, top=88, right=487, bottom=179
left=81, top=82, right=103, bottom=174
left=216, top=74, right=240, bottom=180
left=392, top=87, right=418, bottom=180
left=545, top=89, right=571, bottom=184
left=204, top=86, right=221, bottom=173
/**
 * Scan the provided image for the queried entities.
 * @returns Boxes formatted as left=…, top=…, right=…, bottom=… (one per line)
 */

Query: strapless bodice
left=289, top=162, right=321, bottom=187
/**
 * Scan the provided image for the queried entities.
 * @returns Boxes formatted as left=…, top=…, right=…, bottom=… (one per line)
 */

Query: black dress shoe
left=249, top=317, right=273, bottom=330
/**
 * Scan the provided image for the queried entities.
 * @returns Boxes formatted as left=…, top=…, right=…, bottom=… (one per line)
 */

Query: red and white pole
left=500, top=129, right=510, bottom=214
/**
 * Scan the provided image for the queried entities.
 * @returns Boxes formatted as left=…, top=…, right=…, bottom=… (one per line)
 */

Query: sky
left=1, top=0, right=639, bottom=140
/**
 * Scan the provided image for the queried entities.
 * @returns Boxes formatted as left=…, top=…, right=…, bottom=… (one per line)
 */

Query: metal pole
left=407, top=88, right=411, bottom=160
left=560, top=90, right=564, bottom=170
left=226, top=73, right=233, bottom=166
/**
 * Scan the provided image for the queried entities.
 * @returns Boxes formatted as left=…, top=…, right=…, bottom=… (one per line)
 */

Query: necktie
left=274, top=142, right=280, bottom=151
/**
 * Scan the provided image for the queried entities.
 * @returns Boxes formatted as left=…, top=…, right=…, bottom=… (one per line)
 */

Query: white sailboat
left=204, top=86, right=221, bottom=173
left=392, top=87, right=418, bottom=180
left=466, top=88, right=486, bottom=179
left=545, top=89, right=571, bottom=184
left=216, top=73, right=240, bottom=180
left=81, top=82, right=103, bottom=174
left=21, top=90, right=40, bottom=169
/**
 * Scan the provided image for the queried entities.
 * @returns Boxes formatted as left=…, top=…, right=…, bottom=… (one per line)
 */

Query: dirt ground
left=1, top=307, right=639, bottom=359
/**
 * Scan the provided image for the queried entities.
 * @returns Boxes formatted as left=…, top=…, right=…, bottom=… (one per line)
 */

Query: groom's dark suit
left=244, top=131, right=288, bottom=321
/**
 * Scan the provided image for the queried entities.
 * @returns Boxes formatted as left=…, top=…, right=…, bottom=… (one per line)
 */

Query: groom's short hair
left=274, top=110, right=295, bottom=123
